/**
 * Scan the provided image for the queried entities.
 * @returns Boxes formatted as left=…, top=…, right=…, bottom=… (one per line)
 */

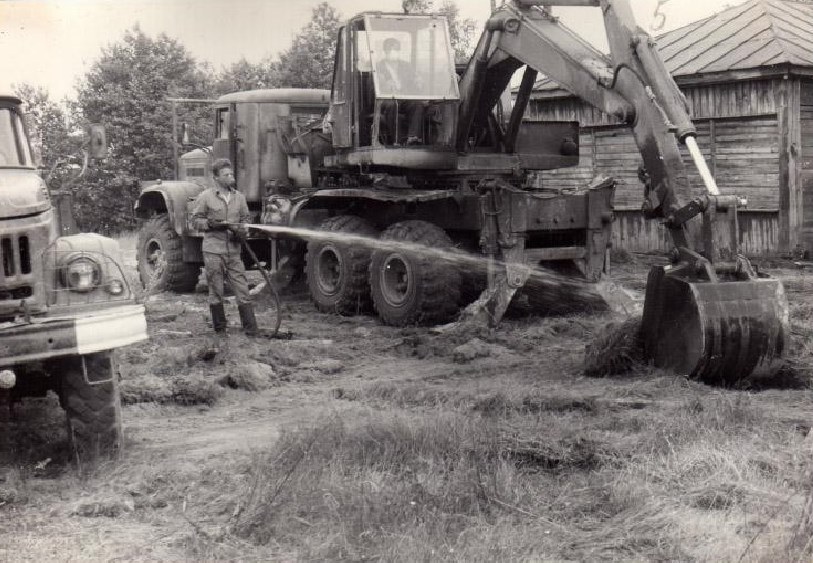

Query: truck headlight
left=61, top=257, right=101, bottom=292
left=107, top=279, right=125, bottom=295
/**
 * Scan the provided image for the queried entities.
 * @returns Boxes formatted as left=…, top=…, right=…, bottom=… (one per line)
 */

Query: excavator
left=137, top=0, right=788, bottom=384
left=319, top=0, right=788, bottom=383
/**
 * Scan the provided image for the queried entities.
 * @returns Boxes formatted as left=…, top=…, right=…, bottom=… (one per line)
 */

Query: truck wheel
left=137, top=214, right=199, bottom=292
left=370, top=220, right=461, bottom=326
left=60, top=352, right=122, bottom=460
left=306, top=215, right=378, bottom=315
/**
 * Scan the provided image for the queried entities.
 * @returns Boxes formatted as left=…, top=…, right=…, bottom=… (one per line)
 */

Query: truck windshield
left=0, top=107, right=33, bottom=167
left=364, top=15, right=459, bottom=100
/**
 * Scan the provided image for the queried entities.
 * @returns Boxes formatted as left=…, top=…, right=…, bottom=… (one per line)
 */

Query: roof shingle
left=658, top=0, right=813, bottom=75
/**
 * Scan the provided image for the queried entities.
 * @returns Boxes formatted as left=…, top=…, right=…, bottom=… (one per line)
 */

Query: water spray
left=235, top=222, right=637, bottom=317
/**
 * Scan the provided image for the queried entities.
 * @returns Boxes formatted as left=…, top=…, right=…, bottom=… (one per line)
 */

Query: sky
left=0, top=0, right=749, bottom=101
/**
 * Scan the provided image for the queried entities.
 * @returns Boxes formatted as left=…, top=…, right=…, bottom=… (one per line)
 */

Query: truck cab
left=0, top=92, right=147, bottom=460
left=0, top=95, right=50, bottom=319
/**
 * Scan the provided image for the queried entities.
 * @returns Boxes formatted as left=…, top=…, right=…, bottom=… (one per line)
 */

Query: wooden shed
left=525, top=0, right=813, bottom=256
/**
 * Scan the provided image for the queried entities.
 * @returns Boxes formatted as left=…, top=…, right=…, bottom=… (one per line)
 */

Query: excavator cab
left=329, top=14, right=459, bottom=151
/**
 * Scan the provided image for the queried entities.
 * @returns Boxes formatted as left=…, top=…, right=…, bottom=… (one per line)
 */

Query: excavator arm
left=459, top=0, right=788, bottom=383
left=459, top=0, right=688, bottom=225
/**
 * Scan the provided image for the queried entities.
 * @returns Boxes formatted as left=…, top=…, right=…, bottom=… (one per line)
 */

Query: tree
left=403, top=0, right=478, bottom=61
left=73, top=25, right=216, bottom=232
left=215, top=57, right=279, bottom=96
left=12, top=84, right=73, bottom=178
left=274, top=2, right=342, bottom=89
left=437, top=1, right=478, bottom=62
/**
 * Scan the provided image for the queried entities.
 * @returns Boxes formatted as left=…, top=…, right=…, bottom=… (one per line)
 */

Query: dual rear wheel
left=305, top=217, right=461, bottom=326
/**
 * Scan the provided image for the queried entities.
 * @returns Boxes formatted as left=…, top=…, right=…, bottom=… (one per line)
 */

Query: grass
left=2, top=232, right=803, bottom=560
left=225, top=379, right=812, bottom=561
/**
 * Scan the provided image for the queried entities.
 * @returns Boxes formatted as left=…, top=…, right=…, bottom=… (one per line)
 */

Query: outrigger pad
left=641, top=266, right=789, bottom=385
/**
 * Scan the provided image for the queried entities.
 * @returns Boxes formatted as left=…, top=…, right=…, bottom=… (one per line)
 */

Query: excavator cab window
left=356, top=14, right=459, bottom=148
left=365, top=15, right=458, bottom=100
left=352, top=20, right=375, bottom=147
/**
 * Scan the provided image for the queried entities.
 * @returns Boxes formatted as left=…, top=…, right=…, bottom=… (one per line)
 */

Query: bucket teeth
left=641, top=265, right=788, bottom=384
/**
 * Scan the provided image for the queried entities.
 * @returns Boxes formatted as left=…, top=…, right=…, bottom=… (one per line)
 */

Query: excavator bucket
left=641, top=265, right=789, bottom=385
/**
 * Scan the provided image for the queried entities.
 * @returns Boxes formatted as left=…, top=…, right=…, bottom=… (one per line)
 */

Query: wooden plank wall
left=527, top=79, right=779, bottom=124
left=801, top=80, right=813, bottom=253
left=611, top=210, right=779, bottom=256
left=527, top=78, right=782, bottom=254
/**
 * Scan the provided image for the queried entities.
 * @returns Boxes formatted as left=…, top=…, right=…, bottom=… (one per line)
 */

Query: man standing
left=191, top=158, right=259, bottom=337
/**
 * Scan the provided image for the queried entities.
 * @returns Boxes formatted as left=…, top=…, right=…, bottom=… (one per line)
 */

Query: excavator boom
left=458, top=0, right=788, bottom=383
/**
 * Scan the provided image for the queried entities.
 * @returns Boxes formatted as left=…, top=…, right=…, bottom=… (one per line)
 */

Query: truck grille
left=0, top=286, right=33, bottom=300
left=0, top=234, right=34, bottom=302
left=2, top=235, right=32, bottom=277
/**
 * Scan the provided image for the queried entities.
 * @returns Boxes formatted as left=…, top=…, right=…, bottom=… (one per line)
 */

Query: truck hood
left=0, top=168, right=51, bottom=219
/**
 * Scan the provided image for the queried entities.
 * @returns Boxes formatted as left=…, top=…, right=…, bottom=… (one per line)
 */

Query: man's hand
left=228, top=223, right=248, bottom=240
left=207, top=219, right=230, bottom=231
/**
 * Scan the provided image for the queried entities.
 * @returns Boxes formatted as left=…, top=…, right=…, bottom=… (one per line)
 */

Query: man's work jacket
left=191, top=185, right=251, bottom=255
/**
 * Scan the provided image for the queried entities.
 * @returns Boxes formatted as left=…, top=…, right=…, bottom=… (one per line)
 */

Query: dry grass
left=4, top=235, right=810, bottom=560
left=225, top=381, right=812, bottom=561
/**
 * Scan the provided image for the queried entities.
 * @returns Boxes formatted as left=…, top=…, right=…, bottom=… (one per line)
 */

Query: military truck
left=0, top=93, right=147, bottom=459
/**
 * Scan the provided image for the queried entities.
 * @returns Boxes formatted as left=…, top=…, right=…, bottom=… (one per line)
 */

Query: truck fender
left=44, top=232, right=135, bottom=303
left=134, top=181, right=207, bottom=235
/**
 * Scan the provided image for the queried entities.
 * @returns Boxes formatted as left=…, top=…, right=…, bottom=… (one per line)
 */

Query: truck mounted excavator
left=135, top=0, right=788, bottom=385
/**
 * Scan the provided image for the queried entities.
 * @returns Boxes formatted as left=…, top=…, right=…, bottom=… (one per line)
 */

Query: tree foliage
left=73, top=25, right=215, bottom=232
left=274, top=2, right=342, bottom=89
left=215, top=57, right=279, bottom=95
left=212, top=4, right=342, bottom=96
left=403, top=0, right=478, bottom=61
left=12, top=84, right=73, bottom=178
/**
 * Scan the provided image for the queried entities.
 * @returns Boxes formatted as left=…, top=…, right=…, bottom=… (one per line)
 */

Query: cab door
left=329, top=26, right=352, bottom=148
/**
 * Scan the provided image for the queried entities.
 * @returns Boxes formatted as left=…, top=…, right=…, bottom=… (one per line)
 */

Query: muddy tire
left=305, top=215, right=379, bottom=315
left=370, top=220, right=461, bottom=326
left=60, top=352, right=122, bottom=460
left=137, top=214, right=199, bottom=292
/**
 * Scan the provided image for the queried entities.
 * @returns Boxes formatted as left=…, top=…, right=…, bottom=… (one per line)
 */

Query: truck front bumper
left=0, top=304, right=147, bottom=367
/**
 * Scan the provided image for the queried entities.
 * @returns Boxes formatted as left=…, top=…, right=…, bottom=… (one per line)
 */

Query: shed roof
left=657, top=0, right=813, bottom=75
left=529, top=0, right=813, bottom=96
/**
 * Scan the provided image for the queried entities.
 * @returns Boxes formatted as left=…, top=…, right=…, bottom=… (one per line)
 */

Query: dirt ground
left=1, top=248, right=812, bottom=561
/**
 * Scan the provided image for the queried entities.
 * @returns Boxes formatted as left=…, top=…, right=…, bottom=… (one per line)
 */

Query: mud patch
left=72, top=494, right=135, bottom=518
left=584, top=316, right=644, bottom=377
left=120, top=374, right=173, bottom=404
left=219, top=362, right=278, bottom=391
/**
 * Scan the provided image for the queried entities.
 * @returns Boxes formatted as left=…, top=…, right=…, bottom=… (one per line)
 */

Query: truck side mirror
left=87, top=124, right=108, bottom=159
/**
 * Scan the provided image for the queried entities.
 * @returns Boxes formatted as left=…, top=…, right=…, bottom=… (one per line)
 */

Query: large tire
left=137, top=214, right=199, bottom=292
left=305, top=215, right=379, bottom=315
left=60, top=352, right=122, bottom=460
left=370, top=220, right=461, bottom=326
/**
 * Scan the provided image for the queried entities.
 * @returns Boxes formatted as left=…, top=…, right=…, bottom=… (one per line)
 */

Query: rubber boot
left=209, top=303, right=227, bottom=333
left=238, top=303, right=259, bottom=337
